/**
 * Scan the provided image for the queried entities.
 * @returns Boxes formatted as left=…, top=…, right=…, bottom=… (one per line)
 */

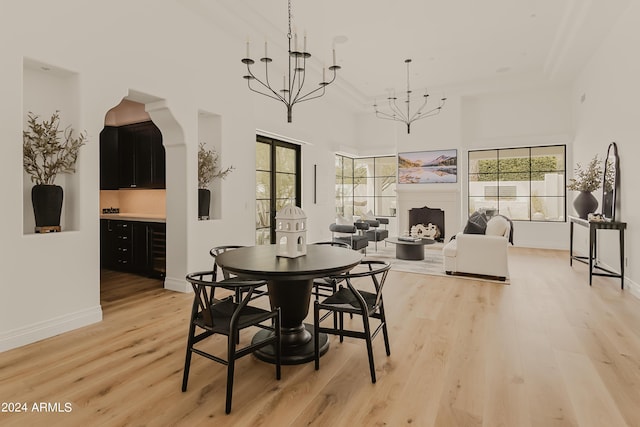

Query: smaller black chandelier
left=373, top=59, right=446, bottom=134
left=241, top=0, right=340, bottom=123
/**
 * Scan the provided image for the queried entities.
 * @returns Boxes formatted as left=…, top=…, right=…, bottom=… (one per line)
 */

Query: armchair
left=363, top=218, right=389, bottom=251
left=330, top=222, right=369, bottom=252
left=442, top=215, right=511, bottom=280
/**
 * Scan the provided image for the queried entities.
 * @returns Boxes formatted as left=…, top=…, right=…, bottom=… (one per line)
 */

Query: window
left=256, top=135, right=301, bottom=244
left=468, top=145, right=566, bottom=222
left=335, top=154, right=396, bottom=217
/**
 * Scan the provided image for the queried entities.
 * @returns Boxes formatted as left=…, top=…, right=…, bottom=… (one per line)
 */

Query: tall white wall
left=355, top=84, right=574, bottom=248
left=461, top=85, right=573, bottom=249
left=572, top=0, right=639, bottom=295
left=0, top=0, right=356, bottom=351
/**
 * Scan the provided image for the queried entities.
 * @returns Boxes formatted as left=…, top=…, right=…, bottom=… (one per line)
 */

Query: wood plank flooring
left=0, top=248, right=639, bottom=426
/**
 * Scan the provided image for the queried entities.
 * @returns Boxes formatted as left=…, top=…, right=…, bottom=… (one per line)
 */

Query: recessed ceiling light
left=496, top=66, right=511, bottom=73
left=40, top=66, right=51, bottom=71
left=333, top=35, right=348, bottom=44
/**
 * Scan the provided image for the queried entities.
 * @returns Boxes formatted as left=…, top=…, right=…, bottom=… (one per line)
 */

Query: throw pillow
left=463, top=211, right=487, bottom=235
left=362, top=210, right=376, bottom=221
left=336, top=214, right=353, bottom=226
left=486, top=215, right=510, bottom=237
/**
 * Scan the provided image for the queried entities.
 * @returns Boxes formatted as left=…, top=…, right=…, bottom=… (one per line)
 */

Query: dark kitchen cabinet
left=99, top=126, right=120, bottom=190
left=118, top=122, right=165, bottom=189
left=100, top=219, right=166, bottom=278
left=100, top=219, right=133, bottom=269
left=99, top=121, right=165, bottom=190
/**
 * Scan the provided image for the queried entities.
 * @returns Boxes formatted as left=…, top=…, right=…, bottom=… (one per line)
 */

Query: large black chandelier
left=373, top=59, right=446, bottom=134
left=241, top=0, right=340, bottom=123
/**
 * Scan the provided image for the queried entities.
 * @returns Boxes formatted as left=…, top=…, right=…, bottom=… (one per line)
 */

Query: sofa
left=442, top=214, right=511, bottom=280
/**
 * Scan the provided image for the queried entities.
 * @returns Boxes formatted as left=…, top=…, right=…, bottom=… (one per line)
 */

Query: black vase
left=573, top=191, right=598, bottom=219
left=198, top=188, right=211, bottom=219
left=31, top=184, right=63, bottom=229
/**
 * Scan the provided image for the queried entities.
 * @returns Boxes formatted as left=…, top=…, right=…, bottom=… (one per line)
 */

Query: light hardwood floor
left=1, top=248, right=639, bottom=426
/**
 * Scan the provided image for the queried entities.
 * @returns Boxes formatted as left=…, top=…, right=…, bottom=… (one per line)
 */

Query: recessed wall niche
left=22, top=58, right=81, bottom=235
left=197, top=111, right=224, bottom=220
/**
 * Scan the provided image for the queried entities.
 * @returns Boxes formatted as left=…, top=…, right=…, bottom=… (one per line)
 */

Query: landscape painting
left=398, top=149, right=457, bottom=183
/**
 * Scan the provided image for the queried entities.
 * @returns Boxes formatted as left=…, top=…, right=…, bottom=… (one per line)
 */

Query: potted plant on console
left=567, top=154, right=602, bottom=219
left=23, top=111, right=86, bottom=232
left=198, top=142, right=234, bottom=220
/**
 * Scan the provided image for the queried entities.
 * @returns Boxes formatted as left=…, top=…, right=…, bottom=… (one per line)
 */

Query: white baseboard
left=593, top=260, right=639, bottom=300
left=624, top=277, right=640, bottom=300
left=0, top=306, right=102, bottom=353
left=164, top=276, right=190, bottom=293
left=513, top=241, right=567, bottom=250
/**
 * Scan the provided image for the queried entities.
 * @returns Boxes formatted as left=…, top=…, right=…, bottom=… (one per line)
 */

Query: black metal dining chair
left=313, top=260, right=391, bottom=383
left=310, top=241, right=352, bottom=300
left=210, top=245, right=268, bottom=302
left=311, top=241, right=353, bottom=329
left=182, top=271, right=281, bottom=414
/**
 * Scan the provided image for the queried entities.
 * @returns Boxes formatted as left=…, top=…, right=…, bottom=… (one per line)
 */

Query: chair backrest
left=209, top=245, right=245, bottom=281
left=362, top=219, right=380, bottom=228
left=185, top=270, right=265, bottom=329
left=329, top=223, right=356, bottom=235
left=332, top=260, right=390, bottom=311
left=312, top=240, right=352, bottom=249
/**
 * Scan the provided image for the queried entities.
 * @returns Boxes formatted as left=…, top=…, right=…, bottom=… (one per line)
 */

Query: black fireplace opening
left=408, top=206, right=445, bottom=242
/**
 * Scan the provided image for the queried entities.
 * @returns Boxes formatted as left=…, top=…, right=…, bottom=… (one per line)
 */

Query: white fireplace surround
left=396, top=186, right=461, bottom=242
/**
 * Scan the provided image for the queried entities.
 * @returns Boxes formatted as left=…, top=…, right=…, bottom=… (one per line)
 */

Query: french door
left=255, top=135, right=301, bottom=244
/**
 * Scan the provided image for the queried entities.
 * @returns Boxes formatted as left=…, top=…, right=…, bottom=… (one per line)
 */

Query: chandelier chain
left=287, top=0, right=292, bottom=39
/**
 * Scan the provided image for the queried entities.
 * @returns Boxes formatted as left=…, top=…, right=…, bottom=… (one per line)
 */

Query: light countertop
left=100, top=213, right=166, bottom=223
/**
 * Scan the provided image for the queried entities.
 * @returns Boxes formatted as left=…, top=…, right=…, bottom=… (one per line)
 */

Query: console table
left=569, top=216, right=626, bottom=288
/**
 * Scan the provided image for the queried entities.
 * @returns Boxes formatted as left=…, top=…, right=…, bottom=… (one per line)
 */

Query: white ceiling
left=182, top=0, right=629, bottom=108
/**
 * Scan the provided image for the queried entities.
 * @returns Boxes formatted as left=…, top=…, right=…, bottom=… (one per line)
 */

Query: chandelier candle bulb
left=264, top=41, right=267, bottom=58
left=333, top=48, right=336, bottom=66
left=303, top=32, right=307, bottom=52
left=246, top=41, right=250, bottom=58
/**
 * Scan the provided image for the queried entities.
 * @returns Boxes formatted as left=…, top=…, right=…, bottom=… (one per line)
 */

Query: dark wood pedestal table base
left=215, top=244, right=362, bottom=365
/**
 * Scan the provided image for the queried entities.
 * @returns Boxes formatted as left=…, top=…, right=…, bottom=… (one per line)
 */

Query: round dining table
left=215, top=244, right=363, bottom=364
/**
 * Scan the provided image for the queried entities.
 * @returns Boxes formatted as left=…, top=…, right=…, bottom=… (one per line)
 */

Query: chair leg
left=339, top=312, right=344, bottom=343
left=225, top=328, right=238, bottom=414
left=379, top=304, right=391, bottom=356
left=181, top=348, right=192, bottom=392
left=225, top=358, right=235, bottom=414
left=362, top=316, right=377, bottom=383
left=181, top=324, right=197, bottom=392
left=314, top=301, right=320, bottom=371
